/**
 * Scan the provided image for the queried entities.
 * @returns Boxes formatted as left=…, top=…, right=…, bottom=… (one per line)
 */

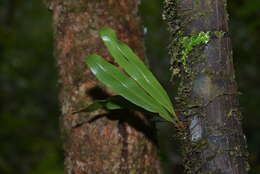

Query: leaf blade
left=100, top=28, right=175, bottom=117
left=85, top=54, right=174, bottom=122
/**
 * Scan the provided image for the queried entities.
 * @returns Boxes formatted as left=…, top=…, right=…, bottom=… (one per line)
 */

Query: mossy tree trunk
left=163, top=0, right=249, bottom=173
left=47, top=0, right=160, bottom=173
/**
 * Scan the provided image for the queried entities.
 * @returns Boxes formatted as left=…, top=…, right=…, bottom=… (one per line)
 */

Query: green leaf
left=105, top=95, right=144, bottom=111
left=72, top=96, right=123, bottom=114
left=99, top=28, right=176, bottom=117
left=105, top=102, right=121, bottom=110
left=85, top=54, right=174, bottom=122
left=72, top=100, right=109, bottom=114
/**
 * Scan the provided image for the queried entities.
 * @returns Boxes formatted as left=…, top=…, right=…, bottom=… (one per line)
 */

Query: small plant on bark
left=85, top=28, right=207, bottom=128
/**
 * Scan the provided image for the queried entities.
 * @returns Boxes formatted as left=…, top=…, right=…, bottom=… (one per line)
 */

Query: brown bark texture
left=163, top=0, right=249, bottom=174
left=48, top=0, right=160, bottom=173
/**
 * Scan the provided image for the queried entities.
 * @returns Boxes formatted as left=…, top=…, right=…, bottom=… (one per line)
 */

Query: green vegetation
left=213, top=31, right=225, bottom=38
left=86, top=28, right=180, bottom=125
left=176, top=31, right=210, bottom=73
left=0, top=0, right=259, bottom=174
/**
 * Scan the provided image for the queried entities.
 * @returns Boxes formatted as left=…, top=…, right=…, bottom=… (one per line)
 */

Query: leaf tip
left=100, top=28, right=117, bottom=42
left=85, top=54, right=100, bottom=66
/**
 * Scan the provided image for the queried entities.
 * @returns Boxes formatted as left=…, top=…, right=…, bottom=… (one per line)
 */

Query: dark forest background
left=0, top=0, right=259, bottom=174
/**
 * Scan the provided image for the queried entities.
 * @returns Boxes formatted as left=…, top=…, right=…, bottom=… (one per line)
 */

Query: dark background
left=0, top=0, right=259, bottom=173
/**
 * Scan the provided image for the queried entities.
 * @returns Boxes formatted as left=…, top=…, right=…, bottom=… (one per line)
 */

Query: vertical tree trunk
left=163, top=0, right=249, bottom=173
left=48, top=0, right=160, bottom=173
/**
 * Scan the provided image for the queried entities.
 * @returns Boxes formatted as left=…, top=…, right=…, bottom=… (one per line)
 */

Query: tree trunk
left=163, top=0, right=249, bottom=173
left=48, top=0, right=160, bottom=173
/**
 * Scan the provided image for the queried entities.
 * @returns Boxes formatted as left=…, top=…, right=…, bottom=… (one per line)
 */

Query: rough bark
left=163, top=0, right=249, bottom=174
left=48, top=0, right=160, bottom=173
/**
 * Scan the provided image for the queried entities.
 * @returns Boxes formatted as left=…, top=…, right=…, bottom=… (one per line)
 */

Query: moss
left=176, top=31, right=210, bottom=74
left=163, top=0, right=211, bottom=79
left=164, top=0, right=249, bottom=173
left=213, top=31, right=225, bottom=39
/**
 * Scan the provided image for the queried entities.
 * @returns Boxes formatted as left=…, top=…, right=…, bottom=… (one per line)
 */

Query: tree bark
left=163, top=0, right=249, bottom=173
left=49, top=0, right=160, bottom=173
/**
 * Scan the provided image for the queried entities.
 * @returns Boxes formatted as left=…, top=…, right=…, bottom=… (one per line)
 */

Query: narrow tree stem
left=163, top=0, right=249, bottom=173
